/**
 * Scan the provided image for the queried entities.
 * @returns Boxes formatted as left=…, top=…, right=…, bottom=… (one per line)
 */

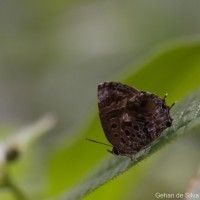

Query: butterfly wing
left=98, top=82, right=140, bottom=153
left=98, top=82, right=172, bottom=156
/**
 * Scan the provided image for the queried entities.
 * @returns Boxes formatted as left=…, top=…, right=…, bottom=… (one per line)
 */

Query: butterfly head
left=107, top=147, right=120, bottom=155
left=113, top=147, right=120, bottom=155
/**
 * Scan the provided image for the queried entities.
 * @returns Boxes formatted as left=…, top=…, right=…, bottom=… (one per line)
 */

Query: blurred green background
left=0, top=1, right=200, bottom=200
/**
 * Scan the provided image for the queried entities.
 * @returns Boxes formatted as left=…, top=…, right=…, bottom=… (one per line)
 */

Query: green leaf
left=54, top=89, right=200, bottom=200
left=48, top=40, right=200, bottom=200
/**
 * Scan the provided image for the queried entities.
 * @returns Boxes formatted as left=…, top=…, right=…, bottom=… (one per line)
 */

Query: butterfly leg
left=163, top=93, right=168, bottom=100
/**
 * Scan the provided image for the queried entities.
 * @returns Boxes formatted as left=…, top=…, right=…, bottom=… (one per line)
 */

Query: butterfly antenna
left=86, top=138, right=113, bottom=147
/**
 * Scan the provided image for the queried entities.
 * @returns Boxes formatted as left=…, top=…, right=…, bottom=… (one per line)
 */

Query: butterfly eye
left=112, top=147, right=119, bottom=155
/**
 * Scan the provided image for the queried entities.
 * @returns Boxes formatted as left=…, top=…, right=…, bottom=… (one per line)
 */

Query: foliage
left=1, top=39, right=200, bottom=200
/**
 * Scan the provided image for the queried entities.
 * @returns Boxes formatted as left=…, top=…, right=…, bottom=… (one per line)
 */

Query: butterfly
left=88, top=82, right=174, bottom=159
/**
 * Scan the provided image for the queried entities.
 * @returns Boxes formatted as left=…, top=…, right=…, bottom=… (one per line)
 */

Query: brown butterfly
left=88, top=82, right=174, bottom=159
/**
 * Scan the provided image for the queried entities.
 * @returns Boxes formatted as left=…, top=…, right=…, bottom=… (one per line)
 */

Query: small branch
left=5, top=175, right=27, bottom=200
left=1, top=167, right=27, bottom=200
left=0, top=114, right=57, bottom=200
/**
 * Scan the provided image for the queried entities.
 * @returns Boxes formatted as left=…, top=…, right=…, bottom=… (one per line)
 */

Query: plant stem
left=3, top=168, right=27, bottom=200
left=7, top=178, right=27, bottom=200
